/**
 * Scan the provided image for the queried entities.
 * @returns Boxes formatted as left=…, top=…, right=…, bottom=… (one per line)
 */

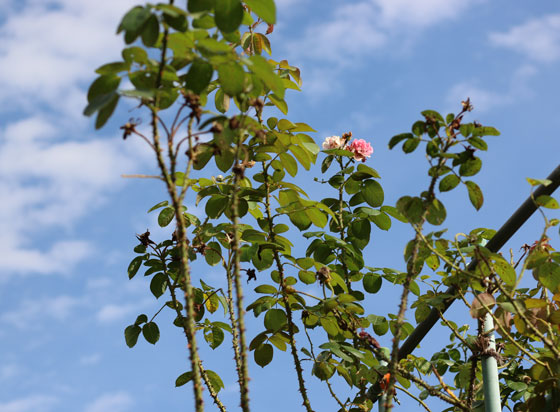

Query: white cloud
left=1, top=295, right=83, bottom=328
left=95, top=303, right=139, bottom=323
left=79, top=353, right=102, bottom=366
left=446, top=64, right=537, bottom=112
left=282, top=0, right=482, bottom=97
left=489, top=14, right=560, bottom=62
left=0, top=394, right=57, bottom=412
left=84, top=392, right=133, bottom=412
left=0, top=116, right=148, bottom=278
left=0, top=0, right=137, bottom=115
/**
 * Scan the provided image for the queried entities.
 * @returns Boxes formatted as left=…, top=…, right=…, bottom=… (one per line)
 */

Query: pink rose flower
left=348, top=139, right=373, bottom=162
left=322, top=135, right=345, bottom=150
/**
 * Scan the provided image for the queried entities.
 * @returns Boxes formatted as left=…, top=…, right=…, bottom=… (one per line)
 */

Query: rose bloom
left=348, top=139, right=373, bottom=162
left=322, top=135, right=345, bottom=150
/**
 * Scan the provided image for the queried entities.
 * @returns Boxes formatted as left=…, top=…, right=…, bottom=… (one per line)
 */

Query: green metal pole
left=481, top=313, right=501, bottom=411
left=378, top=347, right=391, bottom=412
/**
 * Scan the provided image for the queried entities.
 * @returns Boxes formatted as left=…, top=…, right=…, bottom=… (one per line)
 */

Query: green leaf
left=264, top=308, right=287, bottom=331
left=205, top=196, right=227, bottom=218
left=370, top=213, right=391, bottom=231
left=439, top=174, right=460, bottom=192
left=268, top=93, right=288, bottom=114
left=459, top=157, right=482, bottom=177
left=83, top=92, right=118, bottom=116
left=255, top=284, right=277, bottom=294
left=205, top=241, right=222, bottom=266
left=188, top=0, right=214, bottom=12
left=298, top=270, right=316, bottom=284
left=158, top=207, right=175, bottom=227
left=320, top=317, right=340, bottom=337
left=493, top=257, right=516, bottom=286
left=218, top=62, right=245, bottom=96
left=468, top=136, right=488, bottom=151
left=214, top=88, right=230, bottom=113
left=119, top=6, right=151, bottom=33
left=426, top=198, right=446, bottom=226
left=534, top=262, right=560, bottom=292
left=363, top=273, right=382, bottom=293
left=465, top=181, right=483, bottom=211
left=254, top=343, right=273, bottom=367
left=142, top=322, right=160, bottom=344
left=247, top=55, right=285, bottom=98
left=148, top=200, right=169, bottom=213
left=87, top=75, right=121, bottom=103
left=141, top=14, right=160, bottom=47
left=279, top=153, right=298, bottom=177
left=396, top=196, right=424, bottom=224
left=536, top=195, right=559, bottom=209
left=205, top=325, right=225, bottom=349
left=357, top=163, right=380, bottom=178
left=402, top=138, right=421, bottom=153
left=526, top=177, right=552, bottom=187
left=185, top=59, right=213, bottom=94
left=175, top=371, right=193, bottom=387
left=388, top=133, right=412, bottom=149
left=95, top=94, right=119, bottom=129
left=150, top=273, right=168, bottom=298
left=362, top=180, right=384, bottom=207
left=205, top=370, right=225, bottom=392
left=128, top=256, right=143, bottom=279
left=124, top=325, right=141, bottom=348
left=244, top=0, right=276, bottom=23
left=214, top=0, right=244, bottom=33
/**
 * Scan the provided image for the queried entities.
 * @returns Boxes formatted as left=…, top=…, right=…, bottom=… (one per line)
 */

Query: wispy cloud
left=280, top=0, right=483, bottom=97
left=0, top=394, right=58, bottom=412
left=446, top=64, right=537, bottom=112
left=84, top=391, right=133, bottom=412
left=489, top=14, right=560, bottom=62
left=1, top=295, right=83, bottom=328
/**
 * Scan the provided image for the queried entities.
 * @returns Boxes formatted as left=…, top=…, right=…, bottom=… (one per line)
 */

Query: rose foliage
left=85, top=1, right=560, bottom=411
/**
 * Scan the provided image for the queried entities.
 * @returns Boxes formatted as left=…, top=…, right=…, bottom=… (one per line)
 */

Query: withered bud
left=229, top=117, right=240, bottom=130
left=120, top=123, right=135, bottom=140
left=233, top=163, right=245, bottom=177
left=246, top=268, right=257, bottom=283
left=316, top=266, right=331, bottom=284
left=522, top=375, right=531, bottom=384
left=266, top=24, right=274, bottom=35
left=191, top=106, right=203, bottom=123
left=342, top=131, right=352, bottom=142
left=243, top=160, right=256, bottom=169
left=250, top=98, right=264, bottom=112
left=184, top=90, right=200, bottom=107
left=136, top=230, right=155, bottom=247
left=473, top=121, right=482, bottom=128
left=210, top=122, right=224, bottom=134
left=461, top=98, right=474, bottom=112
left=255, top=129, right=266, bottom=142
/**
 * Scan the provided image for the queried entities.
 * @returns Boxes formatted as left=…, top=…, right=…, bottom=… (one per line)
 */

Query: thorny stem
left=223, top=252, right=244, bottom=397
left=231, top=132, right=251, bottom=412
left=263, top=164, right=315, bottom=412
left=165, top=269, right=227, bottom=412
left=150, top=9, right=204, bottom=409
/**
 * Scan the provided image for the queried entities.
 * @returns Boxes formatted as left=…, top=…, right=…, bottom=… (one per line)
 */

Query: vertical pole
left=379, top=347, right=390, bottom=412
left=482, top=313, right=502, bottom=412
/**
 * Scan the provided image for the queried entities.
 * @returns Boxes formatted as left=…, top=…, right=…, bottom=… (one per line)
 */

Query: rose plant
left=84, top=1, right=560, bottom=411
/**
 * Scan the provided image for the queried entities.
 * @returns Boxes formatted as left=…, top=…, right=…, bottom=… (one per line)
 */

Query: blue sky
left=1, top=0, right=559, bottom=411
